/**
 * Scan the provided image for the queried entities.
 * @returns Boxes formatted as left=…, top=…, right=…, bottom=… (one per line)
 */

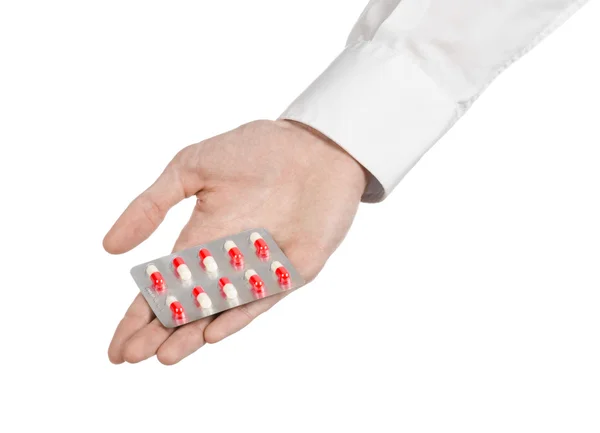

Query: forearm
left=281, top=0, right=589, bottom=202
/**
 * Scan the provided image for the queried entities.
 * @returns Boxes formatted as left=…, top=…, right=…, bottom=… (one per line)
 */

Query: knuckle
left=139, top=194, right=166, bottom=227
left=238, top=305, right=255, bottom=321
left=172, top=145, right=193, bottom=165
left=168, top=146, right=193, bottom=178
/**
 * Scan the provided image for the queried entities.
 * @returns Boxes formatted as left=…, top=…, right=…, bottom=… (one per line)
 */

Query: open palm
left=104, top=120, right=367, bottom=365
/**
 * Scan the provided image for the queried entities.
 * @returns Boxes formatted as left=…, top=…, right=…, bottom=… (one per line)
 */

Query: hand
left=104, top=120, right=367, bottom=365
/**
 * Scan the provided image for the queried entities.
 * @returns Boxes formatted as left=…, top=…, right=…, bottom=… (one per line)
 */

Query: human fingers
left=103, top=147, right=204, bottom=254
left=203, top=243, right=325, bottom=343
left=108, top=293, right=154, bottom=364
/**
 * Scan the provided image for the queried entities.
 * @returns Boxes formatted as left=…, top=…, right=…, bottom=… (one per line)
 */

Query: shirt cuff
left=280, top=41, right=460, bottom=203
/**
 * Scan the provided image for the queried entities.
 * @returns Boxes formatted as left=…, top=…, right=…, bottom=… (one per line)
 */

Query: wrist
left=277, top=119, right=369, bottom=199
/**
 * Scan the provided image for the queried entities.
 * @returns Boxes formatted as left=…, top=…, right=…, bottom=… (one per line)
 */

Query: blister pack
left=130, top=228, right=305, bottom=328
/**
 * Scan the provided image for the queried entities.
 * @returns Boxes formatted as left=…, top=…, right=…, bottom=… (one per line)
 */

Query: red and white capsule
left=245, top=269, right=265, bottom=294
left=166, top=296, right=185, bottom=319
left=146, top=264, right=166, bottom=292
left=198, top=248, right=218, bottom=273
left=250, top=232, right=269, bottom=259
left=172, top=256, right=192, bottom=281
left=224, top=240, right=244, bottom=267
left=192, top=286, right=212, bottom=309
left=218, top=277, right=238, bottom=300
left=271, top=261, right=291, bottom=286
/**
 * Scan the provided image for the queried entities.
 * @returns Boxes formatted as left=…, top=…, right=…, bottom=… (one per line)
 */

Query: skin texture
left=104, top=119, right=367, bottom=365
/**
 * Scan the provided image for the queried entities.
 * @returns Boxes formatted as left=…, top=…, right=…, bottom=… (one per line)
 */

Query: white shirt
left=281, top=0, right=589, bottom=202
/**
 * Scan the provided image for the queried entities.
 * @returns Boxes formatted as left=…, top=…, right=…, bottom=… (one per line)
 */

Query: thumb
left=103, top=147, right=203, bottom=254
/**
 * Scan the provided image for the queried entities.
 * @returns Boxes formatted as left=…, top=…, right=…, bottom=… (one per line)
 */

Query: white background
left=0, top=1, right=598, bottom=432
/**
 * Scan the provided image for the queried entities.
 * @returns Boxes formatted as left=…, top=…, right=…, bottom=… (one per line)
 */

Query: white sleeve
left=280, top=0, right=589, bottom=202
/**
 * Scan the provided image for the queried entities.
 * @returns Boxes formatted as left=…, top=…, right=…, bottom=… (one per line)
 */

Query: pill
left=146, top=264, right=166, bottom=292
left=224, top=240, right=244, bottom=267
left=166, top=296, right=185, bottom=319
left=245, top=269, right=265, bottom=294
left=192, top=286, right=212, bottom=309
left=218, top=277, right=238, bottom=300
left=172, top=256, right=192, bottom=281
left=250, top=232, right=270, bottom=259
left=198, top=248, right=218, bottom=273
left=271, top=261, right=291, bottom=286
